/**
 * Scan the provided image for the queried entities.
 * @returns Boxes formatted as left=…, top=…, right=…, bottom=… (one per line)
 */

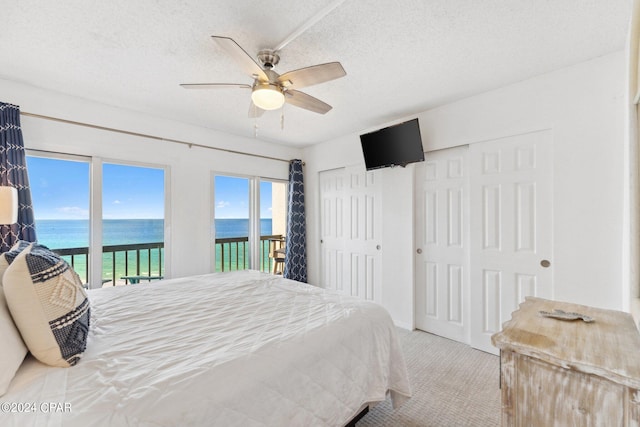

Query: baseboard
left=393, top=320, right=413, bottom=330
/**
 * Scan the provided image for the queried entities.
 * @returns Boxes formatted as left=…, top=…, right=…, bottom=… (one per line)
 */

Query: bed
left=1, top=269, right=411, bottom=426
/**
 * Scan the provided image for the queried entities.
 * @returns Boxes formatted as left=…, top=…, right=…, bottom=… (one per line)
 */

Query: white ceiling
left=1, top=0, right=631, bottom=147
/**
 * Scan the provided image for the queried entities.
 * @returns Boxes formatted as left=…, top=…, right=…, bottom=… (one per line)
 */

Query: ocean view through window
left=26, top=155, right=91, bottom=281
left=26, top=154, right=168, bottom=286
left=102, top=163, right=165, bottom=284
left=26, top=153, right=287, bottom=284
left=214, top=175, right=287, bottom=272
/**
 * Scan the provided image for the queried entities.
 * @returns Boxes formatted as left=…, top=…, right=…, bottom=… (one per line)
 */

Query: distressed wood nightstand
left=492, top=297, right=640, bottom=426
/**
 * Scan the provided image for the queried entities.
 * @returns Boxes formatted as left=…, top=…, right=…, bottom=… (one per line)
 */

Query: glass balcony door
left=260, top=179, right=287, bottom=274
left=102, top=163, right=165, bottom=285
left=213, top=175, right=287, bottom=273
left=213, top=175, right=251, bottom=271
left=26, top=154, right=91, bottom=283
left=27, top=152, right=169, bottom=289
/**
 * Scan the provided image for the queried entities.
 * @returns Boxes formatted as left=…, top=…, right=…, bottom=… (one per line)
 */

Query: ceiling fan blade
left=180, top=83, right=251, bottom=89
left=212, top=36, right=268, bottom=81
left=248, top=101, right=265, bottom=118
left=278, top=62, right=346, bottom=90
left=285, top=90, right=332, bottom=114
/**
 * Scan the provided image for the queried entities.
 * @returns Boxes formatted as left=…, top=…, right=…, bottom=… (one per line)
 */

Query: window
left=213, top=174, right=287, bottom=273
left=260, top=179, right=287, bottom=273
left=102, top=163, right=165, bottom=285
left=26, top=154, right=91, bottom=282
left=26, top=152, right=168, bottom=288
left=214, top=175, right=250, bottom=271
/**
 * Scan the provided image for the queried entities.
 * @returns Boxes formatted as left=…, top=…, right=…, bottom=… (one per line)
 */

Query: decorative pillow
left=4, top=243, right=90, bottom=367
left=0, top=240, right=31, bottom=396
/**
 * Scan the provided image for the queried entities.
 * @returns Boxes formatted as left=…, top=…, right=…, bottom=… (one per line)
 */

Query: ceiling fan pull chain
left=281, top=106, right=285, bottom=130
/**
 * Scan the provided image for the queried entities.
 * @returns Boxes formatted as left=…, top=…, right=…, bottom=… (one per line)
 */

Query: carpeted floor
left=358, top=329, right=501, bottom=427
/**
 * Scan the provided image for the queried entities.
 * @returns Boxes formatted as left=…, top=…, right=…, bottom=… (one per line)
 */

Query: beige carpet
left=358, top=329, right=501, bottom=427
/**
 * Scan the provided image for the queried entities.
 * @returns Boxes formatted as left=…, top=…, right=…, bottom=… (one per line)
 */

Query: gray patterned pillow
left=4, top=243, right=90, bottom=367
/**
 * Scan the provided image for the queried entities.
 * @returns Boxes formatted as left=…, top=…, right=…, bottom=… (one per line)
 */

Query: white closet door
left=414, top=146, right=470, bottom=342
left=320, top=168, right=347, bottom=294
left=319, top=166, right=382, bottom=302
left=469, top=131, right=553, bottom=354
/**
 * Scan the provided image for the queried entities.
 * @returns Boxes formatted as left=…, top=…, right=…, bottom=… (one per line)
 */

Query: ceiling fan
left=181, top=36, right=346, bottom=117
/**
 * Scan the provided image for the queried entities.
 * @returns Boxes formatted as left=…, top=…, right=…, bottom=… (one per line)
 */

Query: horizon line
left=33, top=217, right=273, bottom=220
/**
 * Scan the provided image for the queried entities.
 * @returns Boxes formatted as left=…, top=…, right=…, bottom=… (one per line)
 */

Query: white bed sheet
left=1, top=270, right=411, bottom=426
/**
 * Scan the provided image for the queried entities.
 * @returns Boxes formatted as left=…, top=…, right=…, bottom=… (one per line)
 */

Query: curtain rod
left=20, top=111, right=291, bottom=164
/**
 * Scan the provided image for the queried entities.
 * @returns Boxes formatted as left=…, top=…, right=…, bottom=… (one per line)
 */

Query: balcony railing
left=52, top=234, right=284, bottom=287
left=215, top=234, right=284, bottom=272
left=53, top=242, right=164, bottom=286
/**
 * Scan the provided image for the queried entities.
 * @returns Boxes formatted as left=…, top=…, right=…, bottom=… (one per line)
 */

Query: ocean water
left=36, top=218, right=273, bottom=249
left=215, top=219, right=274, bottom=239
left=35, top=218, right=274, bottom=283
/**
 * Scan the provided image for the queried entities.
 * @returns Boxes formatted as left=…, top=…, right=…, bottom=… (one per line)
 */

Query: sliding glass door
left=213, top=175, right=250, bottom=271
left=213, top=174, right=287, bottom=273
left=102, top=163, right=165, bottom=285
left=26, top=152, right=169, bottom=288
left=26, top=154, right=91, bottom=283
left=260, top=179, right=287, bottom=274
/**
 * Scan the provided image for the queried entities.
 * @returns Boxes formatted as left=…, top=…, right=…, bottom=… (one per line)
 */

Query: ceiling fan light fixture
left=251, top=83, right=285, bottom=110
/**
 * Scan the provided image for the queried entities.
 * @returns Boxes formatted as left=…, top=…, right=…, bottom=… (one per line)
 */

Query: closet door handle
left=416, top=248, right=423, bottom=254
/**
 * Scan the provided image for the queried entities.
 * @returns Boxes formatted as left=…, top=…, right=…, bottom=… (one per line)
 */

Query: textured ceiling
left=1, top=0, right=632, bottom=147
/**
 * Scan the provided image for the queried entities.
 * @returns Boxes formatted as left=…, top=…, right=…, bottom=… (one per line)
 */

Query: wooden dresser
left=492, top=297, right=640, bottom=426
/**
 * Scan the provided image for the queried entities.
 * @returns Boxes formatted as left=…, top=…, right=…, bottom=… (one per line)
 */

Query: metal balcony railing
left=53, top=242, right=164, bottom=286
left=52, top=234, right=285, bottom=288
left=215, top=234, right=285, bottom=273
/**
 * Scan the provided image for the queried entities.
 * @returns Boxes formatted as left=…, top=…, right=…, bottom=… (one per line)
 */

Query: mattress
left=1, top=270, right=411, bottom=426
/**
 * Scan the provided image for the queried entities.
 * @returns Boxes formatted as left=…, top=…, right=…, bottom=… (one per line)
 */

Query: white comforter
left=1, top=270, right=411, bottom=426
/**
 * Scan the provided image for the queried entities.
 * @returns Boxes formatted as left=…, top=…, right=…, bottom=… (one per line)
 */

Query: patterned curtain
left=0, top=103, right=37, bottom=251
left=284, top=159, right=307, bottom=283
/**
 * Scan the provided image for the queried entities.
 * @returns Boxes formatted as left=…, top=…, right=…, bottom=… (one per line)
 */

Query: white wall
left=304, top=51, right=626, bottom=327
left=0, top=78, right=302, bottom=280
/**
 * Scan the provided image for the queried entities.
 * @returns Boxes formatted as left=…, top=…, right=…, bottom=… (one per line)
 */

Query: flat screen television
left=359, top=118, right=425, bottom=170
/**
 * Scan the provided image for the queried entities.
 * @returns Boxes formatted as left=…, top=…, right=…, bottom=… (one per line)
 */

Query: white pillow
left=4, top=243, right=90, bottom=367
left=0, top=241, right=30, bottom=396
left=0, top=289, right=27, bottom=396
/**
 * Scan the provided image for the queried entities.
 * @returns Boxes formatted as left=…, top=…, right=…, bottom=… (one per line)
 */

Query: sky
left=214, top=175, right=272, bottom=219
left=27, top=156, right=165, bottom=220
left=26, top=156, right=273, bottom=220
